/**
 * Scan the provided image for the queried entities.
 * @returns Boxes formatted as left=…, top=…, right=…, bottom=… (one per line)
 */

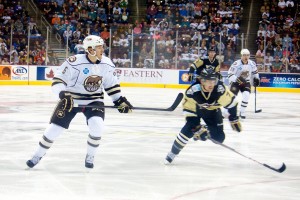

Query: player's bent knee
left=43, top=123, right=65, bottom=141
left=87, top=116, right=104, bottom=137
left=242, top=91, right=250, bottom=100
left=208, top=127, right=225, bottom=143
left=211, top=133, right=225, bottom=143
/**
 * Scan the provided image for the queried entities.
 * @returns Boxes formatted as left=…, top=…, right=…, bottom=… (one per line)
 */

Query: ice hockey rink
left=0, top=86, right=299, bottom=200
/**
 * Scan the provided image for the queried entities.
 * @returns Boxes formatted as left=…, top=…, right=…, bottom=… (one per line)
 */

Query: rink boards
left=0, top=65, right=300, bottom=93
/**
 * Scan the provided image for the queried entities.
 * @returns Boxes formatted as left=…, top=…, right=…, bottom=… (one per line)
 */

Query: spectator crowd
left=255, top=0, right=299, bottom=72
left=1, top=0, right=299, bottom=74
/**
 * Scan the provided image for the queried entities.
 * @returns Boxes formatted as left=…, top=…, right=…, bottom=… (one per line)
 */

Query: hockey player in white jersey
left=227, top=49, right=260, bottom=119
left=26, top=35, right=133, bottom=169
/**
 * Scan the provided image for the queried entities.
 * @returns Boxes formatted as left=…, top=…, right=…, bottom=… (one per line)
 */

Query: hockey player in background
left=228, top=49, right=260, bottom=119
left=165, top=68, right=242, bottom=164
left=188, top=47, right=220, bottom=82
left=26, top=35, right=133, bottom=169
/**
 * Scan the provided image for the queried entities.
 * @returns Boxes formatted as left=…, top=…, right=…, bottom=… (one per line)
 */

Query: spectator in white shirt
left=285, top=0, right=294, bottom=7
left=119, top=34, right=129, bottom=47
left=197, top=20, right=206, bottom=31
left=165, top=36, right=175, bottom=47
left=278, top=0, right=286, bottom=9
left=257, top=26, right=266, bottom=37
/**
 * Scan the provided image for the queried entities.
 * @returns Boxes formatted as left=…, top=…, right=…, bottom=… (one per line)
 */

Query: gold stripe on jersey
left=182, top=95, right=197, bottom=114
left=218, top=88, right=238, bottom=108
left=52, top=77, right=67, bottom=86
left=70, top=92, right=104, bottom=100
left=191, top=59, right=204, bottom=70
left=105, top=84, right=121, bottom=96
left=215, top=65, right=220, bottom=73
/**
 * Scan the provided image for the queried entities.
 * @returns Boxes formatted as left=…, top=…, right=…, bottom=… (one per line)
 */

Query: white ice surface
left=0, top=86, right=299, bottom=200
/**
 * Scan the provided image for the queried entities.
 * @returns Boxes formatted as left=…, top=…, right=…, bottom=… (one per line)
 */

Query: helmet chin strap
left=87, top=48, right=101, bottom=61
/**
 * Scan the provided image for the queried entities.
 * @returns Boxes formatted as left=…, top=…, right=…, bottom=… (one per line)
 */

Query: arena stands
left=256, top=0, right=299, bottom=73
left=3, top=0, right=298, bottom=73
left=0, top=0, right=54, bottom=65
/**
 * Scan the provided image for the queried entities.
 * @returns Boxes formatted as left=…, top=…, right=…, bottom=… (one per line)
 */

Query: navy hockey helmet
left=199, top=68, right=219, bottom=80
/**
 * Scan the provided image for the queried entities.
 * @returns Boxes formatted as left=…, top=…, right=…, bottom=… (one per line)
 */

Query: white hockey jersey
left=52, top=54, right=121, bottom=105
left=228, top=59, right=259, bottom=85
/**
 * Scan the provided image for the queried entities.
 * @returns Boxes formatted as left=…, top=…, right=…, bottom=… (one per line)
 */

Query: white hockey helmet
left=83, top=35, right=104, bottom=52
left=240, top=49, right=250, bottom=55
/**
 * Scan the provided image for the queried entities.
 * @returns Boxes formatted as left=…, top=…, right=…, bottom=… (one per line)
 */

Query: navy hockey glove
left=59, top=91, right=74, bottom=112
left=229, top=116, right=242, bottom=132
left=113, top=96, right=133, bottom=113
left=253, top=77, right=260, bottom=87
left=188, top=73, right=194, bottom=82
left=236, top=76, right=246, bottom=85
left=192, top=125, right=210, bottom=141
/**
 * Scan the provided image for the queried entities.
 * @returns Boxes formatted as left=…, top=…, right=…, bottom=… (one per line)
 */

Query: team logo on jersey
left=240, top=71, right=249, bottom=78
left=68, top=56, right=76, bottom=62
left=217, top=85, right=225, bottom=94
left=83, top=68, right=89, bottom=74
left=206, top=65, right=214, bottom=70
left=83, top=75, right=102, bottom=92
left=56, top=109, right=65, bottom=118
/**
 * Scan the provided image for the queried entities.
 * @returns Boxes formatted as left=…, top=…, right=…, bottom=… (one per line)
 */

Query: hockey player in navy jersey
left=26, top=35, right=133, bottom=169
left=188, top=47, right=220, bottom=82
left=228, top=49, right=260, bottom=119
left=165, top=68, right=242, bottom=164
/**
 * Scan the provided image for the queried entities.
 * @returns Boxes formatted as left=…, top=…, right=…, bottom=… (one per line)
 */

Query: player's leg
left=203, top=109, right=225, bottom=143
left=165, top=117, right=199, bottom=164
left=83, top=102, right=105, bottom=168
left=26, top=104, right=77, bottom=168
left=239, top=83, right=251, bottom=119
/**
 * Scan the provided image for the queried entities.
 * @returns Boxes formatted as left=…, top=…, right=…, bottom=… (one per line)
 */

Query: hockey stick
left=208, top=138, right=286, bottom=173
left=75, top=93, right=184, bottom=111
left=254, top=87, right=262, bottom=113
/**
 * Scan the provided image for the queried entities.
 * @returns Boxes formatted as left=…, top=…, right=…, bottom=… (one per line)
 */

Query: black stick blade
left=263, top=163, right=286, bottom=173
left=168, top=93, right=184, bottom=111
left=255, top=109, right=262, bottom=113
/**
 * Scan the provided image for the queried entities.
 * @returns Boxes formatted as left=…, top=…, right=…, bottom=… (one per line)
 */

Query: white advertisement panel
left=115, top=68, right=179, bottom=84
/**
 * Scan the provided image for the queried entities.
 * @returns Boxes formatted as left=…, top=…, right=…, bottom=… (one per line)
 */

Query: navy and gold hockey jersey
left=182, top=81, right=238, bottom=118
left=189, top=57, right=220, bottom=76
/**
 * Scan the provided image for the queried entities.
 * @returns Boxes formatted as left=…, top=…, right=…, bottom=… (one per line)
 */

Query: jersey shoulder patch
left=217, top=82, right=226, bottom=94
left=68, top=56, right=77, bottom=62
left=233, top=61, right=238, bottom=66
left=186, top=84, right=201, bottom=96
left=194, top=59, right=204, bottom=67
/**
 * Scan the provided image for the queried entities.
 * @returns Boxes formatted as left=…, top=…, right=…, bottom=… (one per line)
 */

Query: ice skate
left=164, top=152, right=176, bottom=165
left=26, top=156, right=42, bottom=168
left=85, top=154, right=94, bottom=168
left=240, top=112, right=246, bottom=119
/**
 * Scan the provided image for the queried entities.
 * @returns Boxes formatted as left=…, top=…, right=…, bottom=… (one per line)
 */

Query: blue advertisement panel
left=178, top=70, right=192, bottom=85
left=178, top=70, right=229, bottom=85
left=259, top=73, right=300, bottom=88
left=37, top=66, right=55, bottom=81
